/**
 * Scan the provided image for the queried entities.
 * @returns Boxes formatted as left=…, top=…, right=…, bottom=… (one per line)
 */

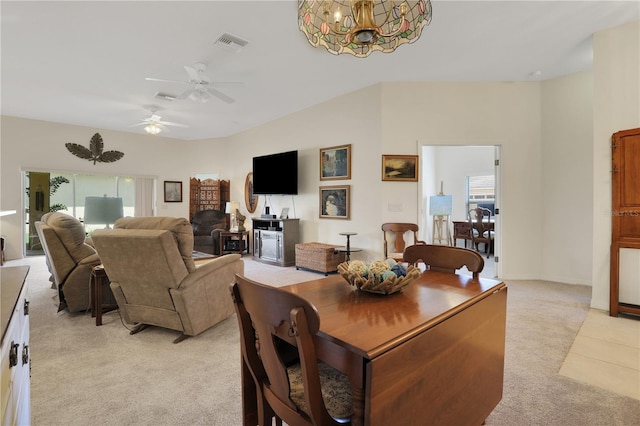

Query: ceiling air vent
left=214, top=33, right=249, bottom=53
left=154, top=92, right=176, bottom=101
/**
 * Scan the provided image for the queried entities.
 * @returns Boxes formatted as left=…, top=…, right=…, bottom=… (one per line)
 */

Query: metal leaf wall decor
left=65, top=133, right=124, bottom=165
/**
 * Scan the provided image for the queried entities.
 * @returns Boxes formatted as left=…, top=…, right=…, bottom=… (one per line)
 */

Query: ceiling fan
left=130, top=109, right=188, bottom=135
left=145, top=63, right=240, bottom=104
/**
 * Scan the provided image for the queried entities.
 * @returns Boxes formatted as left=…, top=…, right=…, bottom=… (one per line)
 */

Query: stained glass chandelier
left=298, top=0, right=432, bottom=58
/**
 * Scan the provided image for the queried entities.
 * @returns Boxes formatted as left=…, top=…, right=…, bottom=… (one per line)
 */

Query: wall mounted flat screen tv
left=252, top=150, right=298, bottom=195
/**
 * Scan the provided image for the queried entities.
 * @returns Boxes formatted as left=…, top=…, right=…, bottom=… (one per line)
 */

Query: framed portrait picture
left=319, top=185, right=350, bottom=220
left=164, top=181, right=182, bottom=202
left=381, top=154, right=419, bottom=182
left=320, top=144, right=351, bottom=180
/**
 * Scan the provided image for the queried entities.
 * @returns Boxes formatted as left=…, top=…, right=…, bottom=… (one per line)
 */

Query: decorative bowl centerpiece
left=337, top=259, right=421, bottom=295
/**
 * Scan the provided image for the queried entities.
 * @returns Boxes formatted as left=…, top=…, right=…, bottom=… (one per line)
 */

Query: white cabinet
left=1, top=266, right=30, bottom=426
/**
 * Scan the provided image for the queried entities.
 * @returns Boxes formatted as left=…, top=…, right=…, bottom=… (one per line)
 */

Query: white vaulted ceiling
left=1, top=1, right=638, bottom=140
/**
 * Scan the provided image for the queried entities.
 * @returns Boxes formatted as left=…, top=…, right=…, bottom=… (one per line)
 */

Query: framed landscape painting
left=320, top=144, right=351, bottom=180
left=382, top=154, right=419, bottom=182
left=319, top=185, right=350, bottom=219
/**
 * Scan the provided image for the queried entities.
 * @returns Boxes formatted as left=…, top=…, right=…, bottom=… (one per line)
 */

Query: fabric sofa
left=35, top=212, right=101, bottom=312
left=191, top=209, right=227, bottom=255
left=91, top=216, right=242, bottom=342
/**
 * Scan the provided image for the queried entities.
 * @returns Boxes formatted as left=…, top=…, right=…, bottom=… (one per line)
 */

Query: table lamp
left=225, top=201, right=240, bottom=232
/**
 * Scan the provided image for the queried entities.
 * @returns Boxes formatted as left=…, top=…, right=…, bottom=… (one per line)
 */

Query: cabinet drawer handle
left=9, top=341, right=19, bottom=368
left=22, top=344, right=29, bottom=365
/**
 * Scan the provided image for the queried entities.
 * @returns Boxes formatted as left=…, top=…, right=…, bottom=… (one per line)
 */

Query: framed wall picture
left=319, top=185, right=350, bottom=219
left=164, top=181, right=183, bottom=202
left=244, top=172, right=258, bottom=213
left=381, top=154, right=419, bottom=182
left=320, top=144, right=351, bottom=180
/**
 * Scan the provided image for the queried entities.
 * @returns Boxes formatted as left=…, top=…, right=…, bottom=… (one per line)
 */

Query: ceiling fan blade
left=184, top=66, right=201, bottom=82
left=145, top=77, right=189, bottom=85
left=210, top=81, right=244, bottom=88
left=209, top=81, right=244, bottom=87
left=158, top=120, right=189, bottom=128
left=206, top=87, right=235, bottom=104
left=177, top=88, right=194, bottom=100
left=128, top=122, right=146, bottom=128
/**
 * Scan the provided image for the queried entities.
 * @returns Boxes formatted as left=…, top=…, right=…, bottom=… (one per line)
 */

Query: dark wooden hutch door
left=610, top=127, right=640, bottom=317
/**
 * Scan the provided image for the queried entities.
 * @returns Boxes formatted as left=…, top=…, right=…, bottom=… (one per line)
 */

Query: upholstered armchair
left=191, top=209, right=227, bottom=255
left=35, top=212, right=101, bottom=312
left=91, top=216, right=242, bottom=343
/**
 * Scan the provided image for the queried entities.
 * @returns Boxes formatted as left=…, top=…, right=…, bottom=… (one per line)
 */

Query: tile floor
left=560, top=308, right=640, bottom=400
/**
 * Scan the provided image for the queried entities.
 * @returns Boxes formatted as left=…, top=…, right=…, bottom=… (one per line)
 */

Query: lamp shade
left=84, top=196, right=124, bottom=225
left=225, top=201, right=240, bottom=214
left=298, top=0, right=433, bottom=58
left=429, top=195, right=452, bottom=216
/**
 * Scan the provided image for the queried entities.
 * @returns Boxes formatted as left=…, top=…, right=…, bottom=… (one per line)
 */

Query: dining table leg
left=351, top=384, right=365, bottom=426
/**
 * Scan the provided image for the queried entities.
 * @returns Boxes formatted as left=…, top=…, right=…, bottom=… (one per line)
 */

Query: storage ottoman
left=295, top=242, right=345, bottom=275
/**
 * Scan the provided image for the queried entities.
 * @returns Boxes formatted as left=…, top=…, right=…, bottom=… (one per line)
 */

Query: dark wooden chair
left=230, top=275, right=352, bottom=426
left=382, top=222, right=426, bottom=262
left=468, top=207, right=494, bottom=258
left=403, top=244, right=485, bottom=279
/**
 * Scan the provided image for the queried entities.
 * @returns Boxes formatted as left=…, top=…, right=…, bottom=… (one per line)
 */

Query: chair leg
left=173, top=333, right=191, bottom=344
left=129, top=323, right=149, bottom=335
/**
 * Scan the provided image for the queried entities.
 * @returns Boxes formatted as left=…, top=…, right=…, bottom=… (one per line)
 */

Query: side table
left=219, top=230, right=250, bottom=255
left=336, top=232, right=361, bottom=262
left=90, top=264, right=117, bottom=326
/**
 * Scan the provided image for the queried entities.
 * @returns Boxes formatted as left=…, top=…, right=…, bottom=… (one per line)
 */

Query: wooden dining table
left=240, top=270, right=507, bottom=426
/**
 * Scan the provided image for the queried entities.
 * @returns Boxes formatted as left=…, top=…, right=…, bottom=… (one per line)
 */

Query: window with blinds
left=466, top=175, right=495, bottom=214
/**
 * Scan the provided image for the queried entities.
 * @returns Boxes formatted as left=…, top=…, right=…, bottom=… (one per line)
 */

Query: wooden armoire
left=610, top=127, right=640, bottom=317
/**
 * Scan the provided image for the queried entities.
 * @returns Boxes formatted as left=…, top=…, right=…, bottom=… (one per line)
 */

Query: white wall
left=593, top=20, right=640, bottom=310
left=218, top=85, right=384, bottom=260
left=381, top=82, right=543, bottom=279
left=541, top=71, right=594, bottom=285
left=0, top=116, right=226, bottom=259
left=218, top=81, right=548, bottom=278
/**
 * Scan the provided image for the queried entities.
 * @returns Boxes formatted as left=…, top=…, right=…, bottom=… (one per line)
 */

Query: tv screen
left=252, top=150, right=298, bottom=195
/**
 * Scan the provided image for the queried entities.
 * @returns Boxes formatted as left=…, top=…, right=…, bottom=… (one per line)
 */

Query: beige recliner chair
left=91, top=216, right=242, bottom=343
left=35, top=212, right=101, bottom=312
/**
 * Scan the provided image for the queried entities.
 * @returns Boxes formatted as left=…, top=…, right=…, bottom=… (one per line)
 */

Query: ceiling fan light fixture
left=298, top=0, right=432, bottom=58
left=144, top=123, right=162, bottom=135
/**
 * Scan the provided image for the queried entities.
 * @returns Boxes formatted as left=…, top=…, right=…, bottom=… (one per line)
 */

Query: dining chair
left=381, top=222, right=426, bottom=262
left=230, top=275, right=353, bottom=426
left=403, top=244, right=485, bottom=279
left=468, top=207, right=494, bottom=258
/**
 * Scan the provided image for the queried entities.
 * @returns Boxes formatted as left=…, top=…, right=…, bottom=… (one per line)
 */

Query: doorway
left=419, top=145, right=501, bottom=278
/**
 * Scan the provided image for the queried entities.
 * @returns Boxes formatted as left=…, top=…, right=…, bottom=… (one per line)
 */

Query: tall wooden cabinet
left=189, top=178, right=229, bottom=220
left=610, top=128, right=640, bottom=317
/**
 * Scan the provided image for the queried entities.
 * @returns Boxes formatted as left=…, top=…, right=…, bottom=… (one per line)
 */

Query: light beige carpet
left=9, top=256, right=639, bottom=425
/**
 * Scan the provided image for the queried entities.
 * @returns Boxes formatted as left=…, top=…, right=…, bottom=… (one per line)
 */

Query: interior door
left=610, top=127, right=640, bottom=317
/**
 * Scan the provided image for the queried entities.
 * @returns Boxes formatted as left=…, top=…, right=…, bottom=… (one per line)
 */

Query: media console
left=252, top=218, right=299, bottom=267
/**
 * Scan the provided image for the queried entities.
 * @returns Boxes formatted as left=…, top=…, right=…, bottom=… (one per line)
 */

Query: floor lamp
left=84, top=196, right=124, bottom=229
